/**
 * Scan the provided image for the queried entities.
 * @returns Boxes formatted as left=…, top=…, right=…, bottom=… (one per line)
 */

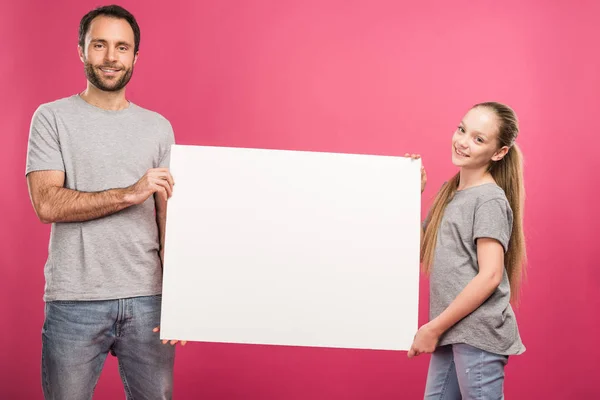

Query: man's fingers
left=152, top=326, right=160, bottom=333
left=147, top=169, right=175, bottom=188
left=148, top=168, right=170, bottom=174
left=152, top=183, right=170, bottom=200
left=153, top=179, right=173, bottom=198
left=155, top=171, right=175, bottom=188
left=159, top=339, right=187, bottom=346
left=156, top=186, right=169, bottom=202
left=165, top=172, right=174, bottom=188
left=158, top=176, right=174, bottom=194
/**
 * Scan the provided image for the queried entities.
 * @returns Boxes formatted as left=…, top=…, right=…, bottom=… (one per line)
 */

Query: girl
left=407, top=102, right=526, bottom=399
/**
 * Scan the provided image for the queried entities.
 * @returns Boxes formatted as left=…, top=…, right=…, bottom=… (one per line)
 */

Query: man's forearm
left=156, top=210, right=166, bottom=264
left=37, top=186, right=133, bottom=223
left=154, top=193, right=168, bottom=265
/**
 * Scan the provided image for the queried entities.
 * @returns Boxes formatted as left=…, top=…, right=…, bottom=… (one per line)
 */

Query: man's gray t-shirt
left=428, top=183, right=525, bottom=355
left=26, top=95, right=175, bottom=301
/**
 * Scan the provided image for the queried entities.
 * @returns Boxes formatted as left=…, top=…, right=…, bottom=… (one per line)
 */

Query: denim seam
left=477, top=348, right=484, bottom=400
left=118, top=360, right=134, bottom=400
left=41, top=325, right=51, bottom=399
left=116, top=299, right=124, bottom=337
left=439, top=352, right=455, bottom=399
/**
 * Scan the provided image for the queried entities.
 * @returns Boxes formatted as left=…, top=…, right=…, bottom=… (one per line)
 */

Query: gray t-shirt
left=427, top=183, right=525, bottom=355
left=26, top=94, right=175, bottom=302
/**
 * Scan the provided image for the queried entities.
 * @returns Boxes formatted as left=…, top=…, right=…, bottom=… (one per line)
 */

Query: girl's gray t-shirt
left=427, top=183, right=525, bottom=355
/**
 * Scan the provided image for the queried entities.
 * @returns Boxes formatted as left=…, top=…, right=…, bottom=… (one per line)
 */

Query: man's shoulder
left=131, top=103, right=172, bottom=128
left=34, top=95, right=78, bottom=116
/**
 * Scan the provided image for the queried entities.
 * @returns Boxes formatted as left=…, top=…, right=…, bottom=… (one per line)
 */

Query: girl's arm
left=428, top=238, right=504, bottom=335
left=408, top=237, right=505, bottom=357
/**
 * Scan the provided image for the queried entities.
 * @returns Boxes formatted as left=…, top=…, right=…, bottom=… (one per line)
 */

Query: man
left=26, top=5, right=183, bottom=399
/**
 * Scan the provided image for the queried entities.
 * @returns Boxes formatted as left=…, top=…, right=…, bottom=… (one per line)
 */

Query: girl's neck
left=458, top=167, right=495, bottom=191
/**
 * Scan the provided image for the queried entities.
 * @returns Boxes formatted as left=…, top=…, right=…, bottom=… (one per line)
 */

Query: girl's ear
left=492, top=146, right=510, bottom=162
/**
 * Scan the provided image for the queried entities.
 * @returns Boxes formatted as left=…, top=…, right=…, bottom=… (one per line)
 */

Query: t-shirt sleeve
left=25, top=105, right=65, bottom=175
left=157, top=120, right=176, bottom=168
left=473, top=198, right=513, bottom=253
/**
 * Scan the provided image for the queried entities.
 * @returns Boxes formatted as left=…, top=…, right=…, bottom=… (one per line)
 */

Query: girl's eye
left=457, top=126, right=465, bottom=133
left=476, top=137, right=484, bottom=143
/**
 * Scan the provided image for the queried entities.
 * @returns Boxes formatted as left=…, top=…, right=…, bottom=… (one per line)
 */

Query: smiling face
left=451, top=106, right=509, bottom=169
left=78, top=16, right=137, bottom=92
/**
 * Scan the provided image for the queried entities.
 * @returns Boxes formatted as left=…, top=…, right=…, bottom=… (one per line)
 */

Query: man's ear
left=492, top=146, right=510, bottom=161
left=78, top=45, right=85, bottom=63
left=133, top=51, right=139, bottom=65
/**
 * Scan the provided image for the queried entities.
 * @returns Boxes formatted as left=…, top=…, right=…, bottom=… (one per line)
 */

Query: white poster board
left=160, top=145, right=421, bottom=351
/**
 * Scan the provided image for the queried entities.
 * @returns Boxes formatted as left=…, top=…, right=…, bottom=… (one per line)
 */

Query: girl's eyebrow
left=460, top=121, right=487, bottom=137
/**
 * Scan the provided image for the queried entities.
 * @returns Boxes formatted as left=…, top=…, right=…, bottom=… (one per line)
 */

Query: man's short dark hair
left=79, top=5, right=141, bottom=53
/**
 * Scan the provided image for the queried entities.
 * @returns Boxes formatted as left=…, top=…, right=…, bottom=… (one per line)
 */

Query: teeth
left=455, top=148, right=468, bottom=157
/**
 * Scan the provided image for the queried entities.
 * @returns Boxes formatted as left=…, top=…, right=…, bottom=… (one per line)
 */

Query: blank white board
left=160, top=144, right=421, bottom=351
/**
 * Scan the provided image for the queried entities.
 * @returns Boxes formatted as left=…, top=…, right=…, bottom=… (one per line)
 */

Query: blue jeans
left=41, top=295, right=175, bottom=400
left=424, top=344, right=508, bottom=400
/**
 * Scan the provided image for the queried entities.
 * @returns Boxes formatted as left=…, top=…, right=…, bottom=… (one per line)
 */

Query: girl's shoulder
left=454, top=183, right=510, bottom=210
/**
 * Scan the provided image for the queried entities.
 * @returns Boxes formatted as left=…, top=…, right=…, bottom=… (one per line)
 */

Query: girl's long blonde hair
left=421, top=102, right=527, bottom=302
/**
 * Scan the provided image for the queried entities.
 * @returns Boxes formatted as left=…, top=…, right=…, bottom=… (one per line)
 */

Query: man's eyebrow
left=90, top=38, right=133, bottom=47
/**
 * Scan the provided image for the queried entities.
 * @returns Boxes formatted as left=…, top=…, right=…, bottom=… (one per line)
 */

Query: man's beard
left=84, top=60, right=134, bottom=92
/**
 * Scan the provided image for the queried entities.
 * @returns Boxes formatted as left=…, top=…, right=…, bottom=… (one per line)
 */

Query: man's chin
left=91, top=76, right=129, bottom=92
left=94, top=83, right=123, bottom=92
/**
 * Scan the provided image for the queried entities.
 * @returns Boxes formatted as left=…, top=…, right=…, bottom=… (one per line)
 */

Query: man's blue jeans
left=41, top=295, right=175, bottom=399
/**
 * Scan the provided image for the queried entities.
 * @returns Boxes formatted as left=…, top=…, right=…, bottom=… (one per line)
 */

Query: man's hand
left=125, top=168, right=174, bottom=205
left=153, top=326, right=187, bottom=346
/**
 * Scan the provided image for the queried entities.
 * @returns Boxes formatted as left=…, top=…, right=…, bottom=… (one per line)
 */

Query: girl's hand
left=404, top=153, right=427, bottom=193
left=407, top=323, right=440, bottom=358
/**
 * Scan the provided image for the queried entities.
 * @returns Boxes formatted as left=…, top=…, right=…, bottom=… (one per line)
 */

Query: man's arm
left=27, top=168, right=174, bottom=224
left=155, top=192, right=168, bottom=265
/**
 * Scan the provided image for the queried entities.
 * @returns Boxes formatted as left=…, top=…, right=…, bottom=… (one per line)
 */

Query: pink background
left=1, top=0, right=598, bottom=398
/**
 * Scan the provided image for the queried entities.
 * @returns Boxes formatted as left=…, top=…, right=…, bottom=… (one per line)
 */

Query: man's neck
left=80, top=84, right=130, bottom=111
